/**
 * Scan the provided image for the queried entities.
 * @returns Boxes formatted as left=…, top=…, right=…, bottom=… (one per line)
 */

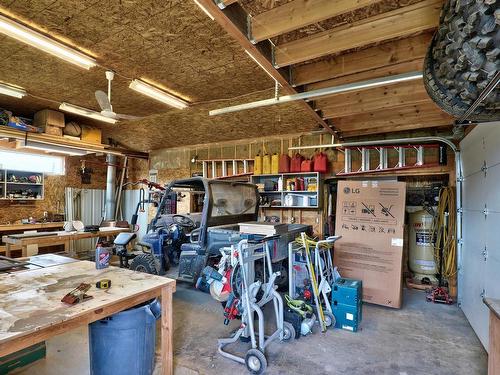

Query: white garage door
left=460, top=122, right=500, bottom=350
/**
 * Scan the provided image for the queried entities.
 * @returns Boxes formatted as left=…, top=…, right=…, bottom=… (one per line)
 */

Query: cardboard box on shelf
left=44, top=124, right=63, bottom=136
left=334, top=180, right=406, bottom=308
left=81, top=125, right=102, bottom=144
left=34, top=109, right=65, bottom=128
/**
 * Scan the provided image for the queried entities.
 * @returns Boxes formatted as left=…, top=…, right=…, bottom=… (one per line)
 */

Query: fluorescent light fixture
left=0, top=83, right=26, bottom=98
left=59, top=102, right=117, bottom=124
left=245, top=50, right=278, bottom=82
left=209, top=71, right=424, bottom=116
left=0, top=14, right=96, bottom=69
left=129, top=79, right=188, bottom=109
left=193, top=0, right=215, bottom=20
left=22, top=140, right=88, bottom=156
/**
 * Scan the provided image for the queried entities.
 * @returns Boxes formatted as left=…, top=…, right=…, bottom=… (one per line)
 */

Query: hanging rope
left=432, top=187, right=457, bottom=279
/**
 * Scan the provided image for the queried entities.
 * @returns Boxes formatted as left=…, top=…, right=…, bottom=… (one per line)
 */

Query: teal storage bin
left=89, top=299, right=161, bottom=375
left=332, top=302, right=361, bottom=332
left=331, top=278, right=362, bottom=307
left=331, top=277, right=362, bottom=332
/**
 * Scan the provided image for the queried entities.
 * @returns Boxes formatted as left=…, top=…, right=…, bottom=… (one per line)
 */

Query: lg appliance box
left=334, top=180, right=406, bottom=308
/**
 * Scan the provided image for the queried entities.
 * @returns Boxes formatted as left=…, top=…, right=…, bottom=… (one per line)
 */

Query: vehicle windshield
left=210, top=182, right=257, bottom=217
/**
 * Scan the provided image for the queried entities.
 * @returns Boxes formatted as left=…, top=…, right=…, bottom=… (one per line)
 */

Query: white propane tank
left=408, top=210, right=438, bottom=283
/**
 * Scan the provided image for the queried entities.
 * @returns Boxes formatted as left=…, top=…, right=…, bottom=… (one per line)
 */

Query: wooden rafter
left=317, top=81, right=431, bottom=118
left=194, top=0, right=336, bottom=136
left=333, top=102, right=453, bottom=135
left=250, top=0, right=381, bottom=43
left=307, top=59, right=424, bottom=91
left=274, top=0, right=442, bottom=67
left=292, top=33, right=432, bottom=86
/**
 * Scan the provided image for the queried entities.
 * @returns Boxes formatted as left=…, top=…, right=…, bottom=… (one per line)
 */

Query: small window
left=0, top=150, right=65, bottom=175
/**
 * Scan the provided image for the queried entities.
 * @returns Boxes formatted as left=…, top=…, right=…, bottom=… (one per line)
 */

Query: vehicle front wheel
left=129, top=253, right=159, bottom=275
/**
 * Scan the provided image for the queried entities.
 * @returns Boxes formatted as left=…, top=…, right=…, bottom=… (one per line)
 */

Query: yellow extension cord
left=432, top=187, right=457, bottom=279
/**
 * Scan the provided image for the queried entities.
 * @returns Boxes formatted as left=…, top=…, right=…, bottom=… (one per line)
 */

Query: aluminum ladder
left=337, top=144, right=441, bottom=176
left=201, top=158, right=253, bottom=179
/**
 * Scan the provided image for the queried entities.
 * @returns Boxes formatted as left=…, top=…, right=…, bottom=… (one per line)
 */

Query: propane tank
left=409, top=210, right=438, bottom=283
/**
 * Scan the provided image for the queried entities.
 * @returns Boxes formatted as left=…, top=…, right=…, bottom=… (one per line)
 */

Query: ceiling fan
left=95, top=71, right=142, bottom=121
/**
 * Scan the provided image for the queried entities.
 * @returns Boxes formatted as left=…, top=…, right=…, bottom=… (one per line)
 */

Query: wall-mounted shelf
left=251, top=172, right=321, bottom=209
left=0, top=169, right=44, bottom=200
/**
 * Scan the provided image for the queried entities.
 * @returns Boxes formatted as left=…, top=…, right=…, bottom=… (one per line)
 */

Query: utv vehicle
left=125, top=177, right=311, bottom=288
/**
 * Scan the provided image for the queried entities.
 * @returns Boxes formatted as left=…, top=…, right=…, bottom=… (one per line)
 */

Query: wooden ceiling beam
left=274, top=0, right=442, bottom=67
left=250, top=0, right=381, bottom=43
left=340, top=121, right=452, bottom=137
left=316, top=81, right=430, bottom=118
left=332, top=102, right=453, bottom=133
left=292, top=33, right=432, bottom=86
left=306, top=59, right=424, bottom=91
left=194, top=0, right=336, bottom=136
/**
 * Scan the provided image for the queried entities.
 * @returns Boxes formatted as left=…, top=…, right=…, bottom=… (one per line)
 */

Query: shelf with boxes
left=0, top=170, right=44, bottom=200
left=251, top=172, right=321, bottom=209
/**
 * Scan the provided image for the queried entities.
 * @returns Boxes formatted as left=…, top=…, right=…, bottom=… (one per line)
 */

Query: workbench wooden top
left=2, top=227, right=128, bottom=245
left=0, top=261, right=176, bottom=346
left=0, top=222, right=64, bottom=231
left=484, top=298, right=500, bottom=320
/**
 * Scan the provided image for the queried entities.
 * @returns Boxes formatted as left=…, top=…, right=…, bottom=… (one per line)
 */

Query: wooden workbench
left=0, top=261, right=176, bottom=374
left=0, top=222, right=64, bottom=254
left=485, top=298, right=500, bottom=375
left=2, top=227, right=127, bottom=258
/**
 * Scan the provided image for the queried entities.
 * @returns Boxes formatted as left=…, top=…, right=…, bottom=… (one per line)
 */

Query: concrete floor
left=15, top=284, right=487, bottom=375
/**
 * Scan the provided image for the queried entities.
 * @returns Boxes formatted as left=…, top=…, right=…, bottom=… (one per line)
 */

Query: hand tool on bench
left=61, top=283, right=92, bottom=305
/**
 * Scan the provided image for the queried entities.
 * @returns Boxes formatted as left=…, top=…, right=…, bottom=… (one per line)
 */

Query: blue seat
left=113, top=232, right=137, bottom=246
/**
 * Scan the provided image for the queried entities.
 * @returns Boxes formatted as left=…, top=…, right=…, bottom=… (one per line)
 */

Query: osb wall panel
left=0, top=154, right=110, bottom=225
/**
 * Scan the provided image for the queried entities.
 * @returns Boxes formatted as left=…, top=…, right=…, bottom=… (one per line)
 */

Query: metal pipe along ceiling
left=209, top=71, right=423, bottom=116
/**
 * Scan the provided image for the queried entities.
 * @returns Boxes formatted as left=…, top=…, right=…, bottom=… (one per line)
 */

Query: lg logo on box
left=344, top=187, right=360, bottom=194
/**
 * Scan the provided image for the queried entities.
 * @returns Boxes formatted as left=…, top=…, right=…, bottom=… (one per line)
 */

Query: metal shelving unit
left=0, top=169, right=44, bottom=200
left=251, top=172, right=321, bottom=209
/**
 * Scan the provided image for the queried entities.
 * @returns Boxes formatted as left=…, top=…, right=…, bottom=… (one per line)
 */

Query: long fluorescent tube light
left=209, top=71, right=423, bottom=116
left=245, top=50, right=278, bottom=82
left=0, top=14, right=96, bottom=69
left=59, top=102, right=117, bottom=124
left=22, top=141, right=88, bottom=156
left=193, top=0, right=215, bottom=20
left=0, top=83, right=26, bottom=98
left=129, top=79, right=188, bottom=109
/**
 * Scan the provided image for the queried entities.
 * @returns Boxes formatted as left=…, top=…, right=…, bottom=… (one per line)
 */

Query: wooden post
left=5, top=243, right=11, bottom=257
left=490, top=310, right=500, bottom=375
left=161, top=286, right=174, bottom=375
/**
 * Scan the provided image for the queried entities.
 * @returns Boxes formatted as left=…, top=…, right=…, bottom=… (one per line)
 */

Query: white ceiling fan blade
left=115, top=113, right=144, bottom=121
left=95, top=90, right=112, bottom=111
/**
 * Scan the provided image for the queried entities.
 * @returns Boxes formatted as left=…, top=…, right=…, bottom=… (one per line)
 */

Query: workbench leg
left=22, top=245, right=27, bottom=258
left=5, top=243, right=11, bottom=257
left=161, top=286, right=173, bottom=375
left=490, top=311, right=500, bottom=375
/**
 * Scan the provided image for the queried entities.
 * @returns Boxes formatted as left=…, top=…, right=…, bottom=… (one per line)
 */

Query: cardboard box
left=334, top=181, right=406, bottom=308
left=81, top=125, right=102, bottom=144
left=34, top=109, right=65, bottom=128
left=44, top=124, right=63, bottom=136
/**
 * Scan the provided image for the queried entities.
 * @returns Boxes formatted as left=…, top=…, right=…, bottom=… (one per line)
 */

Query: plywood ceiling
left=0, top=0, right=454, bottom=153
left=0, top=0, right=318, bottom=150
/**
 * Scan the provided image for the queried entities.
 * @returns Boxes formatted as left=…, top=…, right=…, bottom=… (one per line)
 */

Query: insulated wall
left=460, top=122, right=500, bottom=350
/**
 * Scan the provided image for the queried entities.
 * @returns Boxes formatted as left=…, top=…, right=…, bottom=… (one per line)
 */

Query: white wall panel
left=460, top=123, right=500, bottom=351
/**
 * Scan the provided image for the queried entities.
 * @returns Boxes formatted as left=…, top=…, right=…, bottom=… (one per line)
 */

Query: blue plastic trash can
left=89, top=299, right=161, bottom=375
